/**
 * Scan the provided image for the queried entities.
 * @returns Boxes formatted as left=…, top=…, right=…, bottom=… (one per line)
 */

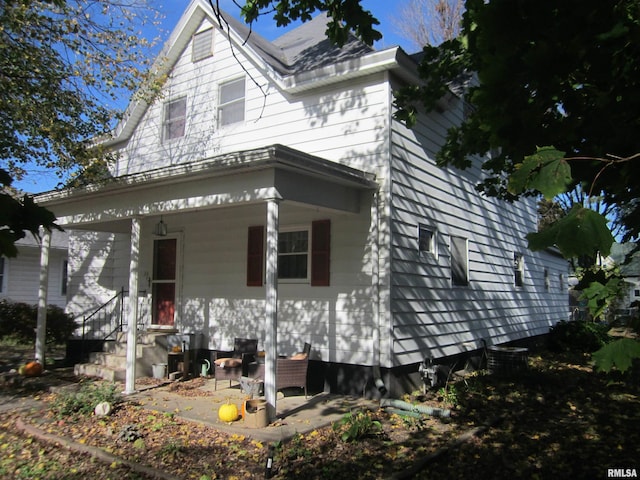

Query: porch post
left=265, top=198, right=279, bottom=421
left=124, top=217, right=141, bottom=394
left=35, top=228, right=51, bottom=365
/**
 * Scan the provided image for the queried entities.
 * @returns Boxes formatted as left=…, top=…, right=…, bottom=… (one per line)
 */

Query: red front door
left=152, top=238, right=177, bottom=326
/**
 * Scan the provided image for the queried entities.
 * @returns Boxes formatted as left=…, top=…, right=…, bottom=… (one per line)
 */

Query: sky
left=13, top=0, right=415, bottom=194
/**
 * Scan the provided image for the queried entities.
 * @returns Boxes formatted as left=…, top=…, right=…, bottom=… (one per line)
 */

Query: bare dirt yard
left=1, top=342, right=638, bottom=479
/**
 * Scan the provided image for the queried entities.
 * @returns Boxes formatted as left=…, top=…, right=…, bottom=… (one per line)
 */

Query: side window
left=544, top=268, right=550, bottom=291
left=61, top=259, right=68, bottom=296
left=514, top=253, right=524, bottom=287
left=218, top=77, right=245, bottom=127
left=418, top=225, right=437, bottom=256
left=0, top=257, right=5, bottom=293
left=192, top=28, right=214, bottom=62
left=451, top=236, right=468, bottom=286
left=163, top=97, right=187, bottom=142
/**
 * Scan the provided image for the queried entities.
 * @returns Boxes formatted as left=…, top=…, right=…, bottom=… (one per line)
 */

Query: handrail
left=80, top=286, right=129, bottom=345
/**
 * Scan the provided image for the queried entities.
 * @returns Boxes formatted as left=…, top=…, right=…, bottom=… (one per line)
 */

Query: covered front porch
left=35, top=144, right=379, bottom=420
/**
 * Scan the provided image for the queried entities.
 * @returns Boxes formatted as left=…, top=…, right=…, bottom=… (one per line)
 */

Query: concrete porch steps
left=73, top=331, right=174, bottom=382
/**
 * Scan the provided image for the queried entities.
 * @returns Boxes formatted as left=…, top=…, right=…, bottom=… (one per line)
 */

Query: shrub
left=332, top=409, right=383, bottom=442
left=547, top=320, right=611, bottom=353
left=49, top=382, right=121, bottom=418
left=0, top=300, right=76, bottom=344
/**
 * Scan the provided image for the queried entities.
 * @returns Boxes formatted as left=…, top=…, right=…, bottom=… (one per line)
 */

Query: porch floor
left=126, top=377, right=377, bottom=443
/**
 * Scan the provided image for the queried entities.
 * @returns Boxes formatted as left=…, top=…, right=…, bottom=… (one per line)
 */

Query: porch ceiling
left=35, top=145, right=378, bottom=231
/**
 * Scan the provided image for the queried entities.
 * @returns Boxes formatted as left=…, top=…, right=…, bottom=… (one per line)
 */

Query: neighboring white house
left=34, top=0, right=568, bottom=396
left=0, top=231, right=68, bottom=308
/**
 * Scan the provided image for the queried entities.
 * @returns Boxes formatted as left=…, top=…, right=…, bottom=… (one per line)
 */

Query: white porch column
left=124, top=217, right=141, bottom=394
left=35, top=229, right=51, bottom=365
left=264, top=198, right=279, bottom=421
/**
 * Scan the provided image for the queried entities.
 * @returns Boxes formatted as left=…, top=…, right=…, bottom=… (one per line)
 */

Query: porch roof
left=35, top=144, right=378, bottom=232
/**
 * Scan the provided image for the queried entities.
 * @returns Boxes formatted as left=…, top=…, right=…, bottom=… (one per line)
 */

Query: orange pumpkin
left=23, top=361, right=43, bottom=377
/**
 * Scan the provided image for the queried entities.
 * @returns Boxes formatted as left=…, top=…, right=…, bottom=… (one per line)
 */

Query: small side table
left=168, top=350, right=190, bottom=379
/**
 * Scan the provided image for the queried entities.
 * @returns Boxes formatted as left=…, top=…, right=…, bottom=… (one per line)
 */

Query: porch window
left=218, top=77, right=245, bottom=127
left=192, top=28, right=214, bottom=62
left=246, top=220, right=330, bottom=286
left=163, top=97, right=186, bottom=141
left=278, top=228, right=309, bottom=281
left=451, top=235, right=468, bottom=286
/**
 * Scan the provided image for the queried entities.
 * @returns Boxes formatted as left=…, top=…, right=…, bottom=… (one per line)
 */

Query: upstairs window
left=514, top=253, right=524, bottom=287
left=218, top=77, right=245, bottom=127
left=163, top=97, right=186, bottom=141
left=192, top=28, right=214, bottom=62
left=451, top=236, right=468, bottom=286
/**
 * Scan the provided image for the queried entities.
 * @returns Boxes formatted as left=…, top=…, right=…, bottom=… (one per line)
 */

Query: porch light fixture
left=154, top=216, right=168, bottom=236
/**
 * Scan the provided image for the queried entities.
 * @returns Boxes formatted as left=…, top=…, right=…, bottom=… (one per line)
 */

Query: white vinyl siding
left=389, top=93, right=568, bottom=363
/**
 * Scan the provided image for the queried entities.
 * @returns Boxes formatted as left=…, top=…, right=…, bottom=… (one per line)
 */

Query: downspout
left=371, top=188, right=387, bottom=396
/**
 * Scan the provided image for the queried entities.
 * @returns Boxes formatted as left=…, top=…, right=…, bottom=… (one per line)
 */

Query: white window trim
left=218, top=77, right=246, bottom=128
left=278, top=225, right=311, bottom=284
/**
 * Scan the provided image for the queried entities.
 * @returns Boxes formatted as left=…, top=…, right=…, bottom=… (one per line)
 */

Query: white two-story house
left=35, top=0, right=568, bottom=398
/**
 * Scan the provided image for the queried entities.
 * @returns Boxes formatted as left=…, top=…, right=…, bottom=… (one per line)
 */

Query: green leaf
left=508, top=146, right=572, bottom=199
left=527, top=205, right=614, bottom=258
left=592, top=338, right=640, bottom=373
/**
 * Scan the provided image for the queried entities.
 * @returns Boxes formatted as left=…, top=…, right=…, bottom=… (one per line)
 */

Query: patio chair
left=249, top=342, right=311, bottom=397
left=212, top=337, right=258, bottom=389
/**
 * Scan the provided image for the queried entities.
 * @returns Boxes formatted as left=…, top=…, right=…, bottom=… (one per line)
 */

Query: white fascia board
left=278, top=48, right=421, bottom=94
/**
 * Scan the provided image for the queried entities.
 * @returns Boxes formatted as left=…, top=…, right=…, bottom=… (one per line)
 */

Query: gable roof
left=105, top=0, right=418, bottom=147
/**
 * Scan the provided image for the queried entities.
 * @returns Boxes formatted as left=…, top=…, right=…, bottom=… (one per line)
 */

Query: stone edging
left=15, top=418, right=179, bottom=480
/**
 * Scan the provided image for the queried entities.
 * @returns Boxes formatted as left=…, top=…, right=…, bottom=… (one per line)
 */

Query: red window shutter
left=311, top=219, right=330, bottom=286
left=247, top=226, right=264, bottom=286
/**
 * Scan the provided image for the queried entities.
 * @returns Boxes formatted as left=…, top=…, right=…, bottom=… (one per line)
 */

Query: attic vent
left=192, top=28, right=214, bottom=62
left=487, top=346, right=529, bottom=375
